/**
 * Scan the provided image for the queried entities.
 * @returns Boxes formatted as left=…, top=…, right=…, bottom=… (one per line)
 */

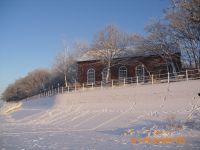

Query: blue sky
left=0, top=0, right=170, bottom=93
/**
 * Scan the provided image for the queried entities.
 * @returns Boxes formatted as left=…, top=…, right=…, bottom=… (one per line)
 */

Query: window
left=135, top=64, right=144, bottom=81
left=119, top=66, right=127, bottom=80
left=87, top=68, right=95, bottom=84
left=102, top=68, right=108, bottom=82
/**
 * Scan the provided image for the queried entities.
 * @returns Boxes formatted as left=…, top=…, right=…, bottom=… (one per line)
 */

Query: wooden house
left=77, top=49, right=181, bottom=84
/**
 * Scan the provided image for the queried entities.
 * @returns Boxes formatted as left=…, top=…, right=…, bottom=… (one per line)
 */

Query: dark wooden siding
left=77, top=54, right=181, bottom=83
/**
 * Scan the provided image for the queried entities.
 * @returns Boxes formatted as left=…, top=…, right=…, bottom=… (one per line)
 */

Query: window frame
left=118, top=66, right=127, bottom=80
left=101, top=68, right=108, bottom=82
left=87, top=68, right=95, bottom=84
left=135, top=64, right=145, bottom=81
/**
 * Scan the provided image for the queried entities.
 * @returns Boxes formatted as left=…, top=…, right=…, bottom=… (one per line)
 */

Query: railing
left=40, top=69, right=200, bottom=97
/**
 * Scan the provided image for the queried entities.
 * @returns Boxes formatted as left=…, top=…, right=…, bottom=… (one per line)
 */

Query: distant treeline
left=2, top=62, right=77, bottom=102
left=2, top=68, right=73, bottom=101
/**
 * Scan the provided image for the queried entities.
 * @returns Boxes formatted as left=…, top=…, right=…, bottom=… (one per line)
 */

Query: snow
left=0, top=80, right=200, bottom=149
left=0, top=101, right=22, bottom=114
left=77, top=48, right=154, bottom=62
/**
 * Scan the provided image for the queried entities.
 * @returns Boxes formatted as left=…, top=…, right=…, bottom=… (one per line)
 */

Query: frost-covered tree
left=133, top=20, right=180, bottom=74
left=53, top=47, right=76, bottom=87
left=166, top=0, right=200, bottom=68
left=91, top=24, right=130, bottom=82
left=2, top=69, right=51, bottom=101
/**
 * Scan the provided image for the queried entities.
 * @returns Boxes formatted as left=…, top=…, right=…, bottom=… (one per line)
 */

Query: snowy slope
left=0, top=80, right=200, bottom=150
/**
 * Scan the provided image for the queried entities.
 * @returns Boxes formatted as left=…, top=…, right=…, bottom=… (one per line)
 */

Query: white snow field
left=0, top=80, right=200, bottom=150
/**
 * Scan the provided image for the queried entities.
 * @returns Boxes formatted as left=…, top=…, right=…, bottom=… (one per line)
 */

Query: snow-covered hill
left=0, top=80, right=200, bottom=150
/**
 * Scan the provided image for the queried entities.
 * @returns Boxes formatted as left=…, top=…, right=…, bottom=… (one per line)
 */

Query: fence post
left=101, top=81, right=103, bottom=89
left=58, top=83, right=59, bottom=94
left=124, top=78, right=126, bottom=86
left=92, top=82, right=94, bottom=89
left=112, top=80, right=114, bottom=88
left=152, top=74, right=154, bottom=84
left=82, top=83, right=85, bottom=91
left=62, top=86, right=63, bottom=94
left=186, top=69, right=188, bottom=81
left=136, top=76, right=138, bottom=86
left=75, top=80, right=76, bottom=92
left=47, top=90, right=49, bottom=97
left=168, top=72, right=170, bottom=83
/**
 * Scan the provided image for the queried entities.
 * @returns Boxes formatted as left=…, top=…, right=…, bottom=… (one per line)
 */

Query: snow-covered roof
left=76, top=48, right=154, bottom=62
left=77, top=47, right=181, bottom=62
left=77, top=50, right=98, bottom=62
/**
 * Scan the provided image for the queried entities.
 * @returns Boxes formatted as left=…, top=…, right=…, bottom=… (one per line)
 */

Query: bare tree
left=90, top=24, right=130, bottom=82
left=72, top=40, right=89, bottom=58
left=132, top=20, right=180, bottom=74
left=52, top=40, right=86, bottom=86
left=53, top=46, right=75, bottom=87
left=166, top=0, right=200, bottom=68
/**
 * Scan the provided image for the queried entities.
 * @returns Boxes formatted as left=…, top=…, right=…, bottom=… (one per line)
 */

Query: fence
left=40, top=69, right=200, bottom=97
